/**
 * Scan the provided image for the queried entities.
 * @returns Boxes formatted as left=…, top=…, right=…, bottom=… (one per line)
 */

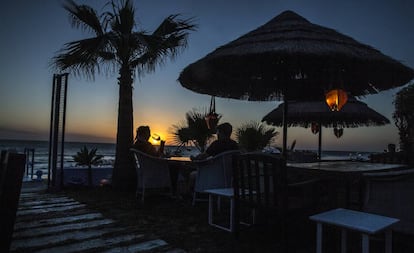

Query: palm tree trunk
left=112, top=65, right=135, bottom=191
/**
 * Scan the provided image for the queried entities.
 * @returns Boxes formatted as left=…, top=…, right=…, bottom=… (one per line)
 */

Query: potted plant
left=171, top=108, right=218, bottom=153
left=73, top=146, right=103, bottom=186
left=236, top=122, right=278, bottom=152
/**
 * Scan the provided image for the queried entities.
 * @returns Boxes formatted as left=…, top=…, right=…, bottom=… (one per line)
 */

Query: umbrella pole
left=318, top=122, right=322, bottom=160
left=282, top=100, right=288, bottom=160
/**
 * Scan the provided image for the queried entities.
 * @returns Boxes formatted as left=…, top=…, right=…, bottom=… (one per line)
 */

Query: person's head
left=136, top=126, right=151, bottom=141
left=216, top=122, right=233, bottom=139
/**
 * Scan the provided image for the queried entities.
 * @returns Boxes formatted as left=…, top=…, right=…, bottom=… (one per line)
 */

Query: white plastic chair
left=130, top=148, right=172, bottom=203
left=192, top=150, right=241, bottom=205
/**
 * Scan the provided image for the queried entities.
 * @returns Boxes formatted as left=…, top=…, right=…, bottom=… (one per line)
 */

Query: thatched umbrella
left=262, top=96, right=390, bottom=158
left=179, top=10, right=414, bottom=154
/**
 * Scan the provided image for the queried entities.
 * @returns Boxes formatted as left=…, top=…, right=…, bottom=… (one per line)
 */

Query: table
left=166, top=156, right=193, bottom=195
left=204, top=188, right=254, bottom=232
left=204, top=188, right=235, bottom=232
left=288, top=161, right=406, bottom=174
left=288, top=161, right=406, bottom=208
left=310, top=208, right=399, bottom=253
left=167, top=156, right=192, bottom=162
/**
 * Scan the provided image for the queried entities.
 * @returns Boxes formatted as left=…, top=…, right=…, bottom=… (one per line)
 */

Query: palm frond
left=52, top=36, right=115, bottom=78
left=130, top=15, right=197, bottom=72
left=109, top=0, right=135, bottom=34
left=73, top=146, right=103, bottom=167
left=170, top=108, right=217, bottom=152
left=63, top=0, right=104, bottom=35
left=236, top=122, right=278, bottom=152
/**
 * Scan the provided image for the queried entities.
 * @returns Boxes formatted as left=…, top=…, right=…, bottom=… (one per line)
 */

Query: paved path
left=11, top=182, right=185, bottom=253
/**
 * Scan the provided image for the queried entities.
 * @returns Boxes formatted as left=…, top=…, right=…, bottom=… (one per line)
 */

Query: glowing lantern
left=311, top=122, right=320, bottom=134
left=325, top=89, right=348, bottom=111
left=205, top=112, right=220, bottom=130
left=334, top=127, right=344, bottom=138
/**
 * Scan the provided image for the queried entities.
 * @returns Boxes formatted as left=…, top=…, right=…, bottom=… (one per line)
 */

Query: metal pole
left=60, top=73, right=69, bottom=189
left=48, top=75, right=57, bottom=188
left=51, top=76, right=62, bottom=189
left=282, top=99, right=288, bottom=160
left=318, top=122, right=322, bottom=160
left=31, top=149, right=34, bottom=179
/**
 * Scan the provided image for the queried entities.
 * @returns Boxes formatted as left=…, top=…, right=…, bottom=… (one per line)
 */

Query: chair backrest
left=363, top=169, right=414, bottom=235
left=233, top=152, right=287, bottom=210
left=130, top=148, right=171, bottom=190
left=193, top=150, right=241, bottom=192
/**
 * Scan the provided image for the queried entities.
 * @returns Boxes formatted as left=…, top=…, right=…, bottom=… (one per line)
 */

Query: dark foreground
left=64, top=185, right=414, bottom=253
left=12, top=181, right=414, bottom=253
left=65, top=187, right=311, bottom=252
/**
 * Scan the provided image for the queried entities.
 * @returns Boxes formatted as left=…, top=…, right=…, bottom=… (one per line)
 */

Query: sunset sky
left=1, top=0, right=413, bottom=152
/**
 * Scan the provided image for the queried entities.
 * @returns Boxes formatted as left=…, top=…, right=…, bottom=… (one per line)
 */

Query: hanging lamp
left=334, top=127, right=344, bottom=138
left=325, top=89, right=348, bottom=111
left=205, top=96, right=221, bottom=131
left=311, top=122, right=320, bottom=134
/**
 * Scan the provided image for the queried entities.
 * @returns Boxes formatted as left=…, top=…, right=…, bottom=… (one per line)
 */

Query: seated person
left=191, top=122, right=239, bottom=160
left=132, top=126, right=164, bottom=157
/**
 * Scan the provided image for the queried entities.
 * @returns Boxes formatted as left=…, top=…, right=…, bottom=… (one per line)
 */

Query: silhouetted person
left=132, top=126, right=164, bottom=157
left=191, top=122, right=238, bottom=160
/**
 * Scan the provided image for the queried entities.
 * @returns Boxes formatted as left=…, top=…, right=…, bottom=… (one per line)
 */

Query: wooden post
left=0, top=153, right=26, bottom=252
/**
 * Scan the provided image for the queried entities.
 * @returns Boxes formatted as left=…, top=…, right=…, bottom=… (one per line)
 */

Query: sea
left=0, top=139, right=199, bottom=179
left=0, top=139, right=374, bottom=179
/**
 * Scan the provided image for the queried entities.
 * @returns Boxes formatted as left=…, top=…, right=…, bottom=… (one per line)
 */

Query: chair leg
left=141, top=187, right=145, bottom=204
left=192, top=191, right=196, bottom=206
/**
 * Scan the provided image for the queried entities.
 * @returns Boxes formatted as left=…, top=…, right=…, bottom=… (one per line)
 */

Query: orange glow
left=325, top=89, right=348, bottom=111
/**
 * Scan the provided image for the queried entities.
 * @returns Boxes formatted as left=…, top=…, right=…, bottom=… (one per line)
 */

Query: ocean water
left=0, top=139, right=199, bottom=178
left=1, top=139, right=373, bottom=179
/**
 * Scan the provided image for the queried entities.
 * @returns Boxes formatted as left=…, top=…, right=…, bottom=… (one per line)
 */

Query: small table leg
left=229, top=197, right=234, bottom=232
left=362, top=234, right=369, bottom=253
left=341, top=229, right=347, bottom=253
left=208, top=194, right=213, bottom=225
left=385, top=229, right=393, bottom=253
left=316, top=223, right=322, bottom=253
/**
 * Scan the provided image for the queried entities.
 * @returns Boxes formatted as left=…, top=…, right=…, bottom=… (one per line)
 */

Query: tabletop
left=288, top=161, right=406, bottom=173
left=309, top=208, right=399, bottom=234
left=167, top=156, right=192, bottom=162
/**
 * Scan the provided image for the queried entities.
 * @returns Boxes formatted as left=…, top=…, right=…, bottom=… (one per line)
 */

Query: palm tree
left=73, top=146, right=103, bottom=186
left=236, top=121, right=278, bottom=152
left=52, top=0, right=196, bottom=190
left=393, top=82, right=414, bottom=165
left=171, top=108, right=217, bottom=152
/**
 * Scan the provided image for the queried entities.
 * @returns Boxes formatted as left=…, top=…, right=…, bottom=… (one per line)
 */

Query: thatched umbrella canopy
left=179, top=10, right=414, bottom=101
left=262, top=97, right=390, bottom=128
left=262, top=97, right=390, bottom=158
left=178, top=10, right=414, bottom=155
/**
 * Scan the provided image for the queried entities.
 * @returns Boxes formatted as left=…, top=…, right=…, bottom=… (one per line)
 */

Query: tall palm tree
left=52, top=0, right=196, bottom=190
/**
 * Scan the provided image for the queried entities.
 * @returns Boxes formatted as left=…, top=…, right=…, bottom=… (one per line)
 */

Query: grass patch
left=65, top=187, right=235, bottom=252
left=63, top=186, right=300, bottom=252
